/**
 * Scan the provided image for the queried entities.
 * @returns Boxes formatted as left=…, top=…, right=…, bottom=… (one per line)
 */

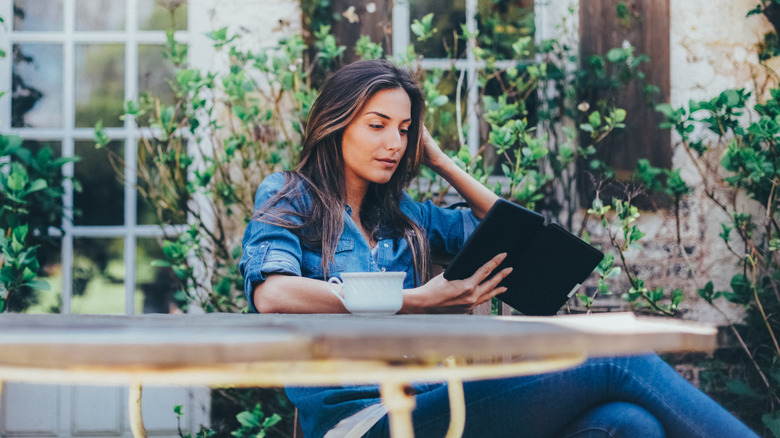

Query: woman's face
left=341, top=87, right=412, bottom=193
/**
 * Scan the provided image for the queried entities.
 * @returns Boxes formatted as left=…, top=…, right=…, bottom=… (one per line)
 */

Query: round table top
left=0, top=312, right=716, bottom=369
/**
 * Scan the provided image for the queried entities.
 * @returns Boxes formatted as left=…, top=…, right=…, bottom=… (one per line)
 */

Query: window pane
left=12, top=44, right=63, bottom=128
left=136, top=138, right=189, bottom=225
left=74, top=140, right=124, bottom=226
left=75, top=0, right=127, bottom=31
left=477, top=0, right=534, bottom=60
left=72, top=238, right=125, bottom=314
left=75, top=44, right=125, bottom=128
left=136, top=238, right=180, bottom=314
left=425, top=70, right=467, bottom=153
left=13, top=0, right=64, bottom=31
left=138, top=44, right=176, bottom=106
left=139, top=0, right=188, bottom=31
left=136, top=178, right=158, bottom=226
left=411, top=0, right=465, bottom=59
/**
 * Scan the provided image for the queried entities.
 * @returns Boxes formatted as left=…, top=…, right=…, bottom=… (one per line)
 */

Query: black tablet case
left=443, top=199, right=604, bottom=316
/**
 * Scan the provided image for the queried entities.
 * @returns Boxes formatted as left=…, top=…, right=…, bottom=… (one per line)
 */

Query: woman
left=240, top=60, right=756, bottom=438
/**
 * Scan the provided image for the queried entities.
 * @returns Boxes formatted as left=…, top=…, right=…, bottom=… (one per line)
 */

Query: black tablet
left=443, top=199, right=604, bottom=315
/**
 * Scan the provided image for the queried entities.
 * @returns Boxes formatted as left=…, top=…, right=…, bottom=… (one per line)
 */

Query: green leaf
left=432, top=95, right=449, bottom=107
left=578, top=294, right=593, bottom=307
left=605, top=266, right=621, bottom=279
left=457, top=145, right=472, bottom=164
left=698, top=282, right=715, bottom=303
left=26, top=178, right=48, bottom=194
left=762, top=412, right=780, bottom=438
left=94, top=120, right=110, bottom=149
left=262, top=413, right=282, bottom=428
left=26, top=279, right=50, bottom=291
left=606, top=48, right=627, bottom=63
left=236, top=411, right=261, bottom=428
left=7, top=168, right=28, bottom=192
left=588, top=111, right=602, bottom=128
left=725, top=379, right=762, bottom=399
left=671, top=288, right=685, bottom=309
left=613, top=108, right=627, bottom=123
left=22, top=267, right=36, bottom=282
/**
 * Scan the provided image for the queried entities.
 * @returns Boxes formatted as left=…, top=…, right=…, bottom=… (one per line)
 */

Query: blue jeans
left=362, top=354, right=757, bottom=438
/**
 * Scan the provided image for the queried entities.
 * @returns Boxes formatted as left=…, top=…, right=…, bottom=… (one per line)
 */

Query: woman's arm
left=401, top=252, right=511, bottom=314
left=422, top=127, right=499, bottom=219
left=254, top=275, right=348, bottom=313
left=257, top=253, right=511, bottom=314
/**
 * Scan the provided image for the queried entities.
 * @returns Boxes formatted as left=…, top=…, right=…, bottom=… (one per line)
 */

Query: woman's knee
left=559, top=401, right=665, bottom=438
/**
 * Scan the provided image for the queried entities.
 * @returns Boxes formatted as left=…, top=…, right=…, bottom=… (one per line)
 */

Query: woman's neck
left=345, top=182, right=376, bottom=247
left=345, top=179, right=368, bottom=214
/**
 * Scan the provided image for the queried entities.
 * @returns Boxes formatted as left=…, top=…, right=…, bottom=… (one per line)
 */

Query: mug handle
left=327, top=277, right=347, bottom=305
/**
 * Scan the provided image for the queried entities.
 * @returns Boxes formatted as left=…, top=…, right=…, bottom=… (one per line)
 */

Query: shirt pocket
left=302, top=238, right=355, bottom=278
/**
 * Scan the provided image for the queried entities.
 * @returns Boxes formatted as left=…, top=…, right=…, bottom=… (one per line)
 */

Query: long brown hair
left=254, top=59, right=431, bottom=284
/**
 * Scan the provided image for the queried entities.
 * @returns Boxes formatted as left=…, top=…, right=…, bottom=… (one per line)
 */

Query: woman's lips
left=376, top=158, right=397, bottom=168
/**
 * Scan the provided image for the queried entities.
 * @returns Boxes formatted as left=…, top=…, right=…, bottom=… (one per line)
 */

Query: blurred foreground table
left=0, top=312, right=717, bottom=438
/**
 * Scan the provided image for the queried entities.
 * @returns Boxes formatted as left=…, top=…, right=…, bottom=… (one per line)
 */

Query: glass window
left=410, top=0, right=466, bottom=58
left=12, top=43, right=63, bottom=128
left=74, top=140, right=124, bottom=226
left=6, top=0, right=190, bottom=317
left=75, top=44, right=125, bottom=128
left=476, top=0, right=535, bottom=60
left=12, top=0, right=64, bottom=31
left=139, top=44, right=177, bottom=106
left=75, top=0, right=127, bottom=31
left=136, top=238, right=180, bottom=314
left=138, top=0, right=188, bottom=31
left=71, top=238, right=125, bottom=314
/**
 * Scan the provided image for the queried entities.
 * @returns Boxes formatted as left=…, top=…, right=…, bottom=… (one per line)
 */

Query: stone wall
left=565, top=0, right=776, bottom=325
left=189, top=0, right=302, bottom=71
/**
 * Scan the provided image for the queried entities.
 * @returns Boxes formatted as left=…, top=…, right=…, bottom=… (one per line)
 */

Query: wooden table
left=0, top=312, right=717, bottom=438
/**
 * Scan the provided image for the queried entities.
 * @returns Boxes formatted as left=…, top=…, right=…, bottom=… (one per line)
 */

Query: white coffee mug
left=327, top=272, right=406, bottom=315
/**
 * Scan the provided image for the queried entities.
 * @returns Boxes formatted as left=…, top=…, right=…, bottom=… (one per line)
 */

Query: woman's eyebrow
left=365, top=111, right=412, bottom=122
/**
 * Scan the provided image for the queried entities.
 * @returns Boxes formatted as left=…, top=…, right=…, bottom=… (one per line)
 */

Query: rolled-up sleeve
left=239, top=173, right=305, bottom=312
left=400, top=194, right=480, bottom=257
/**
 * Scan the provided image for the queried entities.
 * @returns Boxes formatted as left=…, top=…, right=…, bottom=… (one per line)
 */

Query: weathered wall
left=547, top=1, right=776, bottom=324
left=189, top=0, right=302, bottom=71
left=617, top=0, right=773, bottom=323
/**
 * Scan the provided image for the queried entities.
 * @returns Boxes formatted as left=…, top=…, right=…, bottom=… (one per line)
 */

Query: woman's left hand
left=421, top=125, right=449, bottom=170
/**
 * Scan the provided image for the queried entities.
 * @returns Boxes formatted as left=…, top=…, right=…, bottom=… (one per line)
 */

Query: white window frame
left=1, top=0, right=192, bottom=315
left=392, top=0, right=557, bottom=156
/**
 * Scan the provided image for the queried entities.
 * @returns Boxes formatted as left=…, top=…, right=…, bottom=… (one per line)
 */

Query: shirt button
left=381, top=267, right=386, bottom=272
left=383, top=243, right=389, bottom=248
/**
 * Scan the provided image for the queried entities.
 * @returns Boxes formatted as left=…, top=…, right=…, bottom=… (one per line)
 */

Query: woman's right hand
left=401, top=253, right=513, bottom=314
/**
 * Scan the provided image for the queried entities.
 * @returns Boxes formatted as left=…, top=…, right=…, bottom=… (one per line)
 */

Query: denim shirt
left=239, top=172, right=480, bottom=438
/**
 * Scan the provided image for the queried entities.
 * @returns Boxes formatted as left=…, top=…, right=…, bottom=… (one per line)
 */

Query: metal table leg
left=445, top=376, right=465, bottom=438
left=129, top=383, right=148, bottom=438
left=381, top=381, right=416, bottom=438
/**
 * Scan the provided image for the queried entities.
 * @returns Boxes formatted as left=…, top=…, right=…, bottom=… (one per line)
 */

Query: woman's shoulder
left=254, top=171, right=310, bottom=208
left=399, top=192, right=424, bottom=218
